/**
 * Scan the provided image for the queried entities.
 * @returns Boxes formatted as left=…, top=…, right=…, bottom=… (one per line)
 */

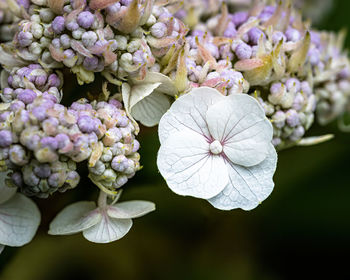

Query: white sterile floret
left=49, top=193, right=155, bottom=244
left=122, top=72, right=178, bottom=127
left=0, top=172, right=41, bottom=253
left=157, top=87, right=278, bottom=211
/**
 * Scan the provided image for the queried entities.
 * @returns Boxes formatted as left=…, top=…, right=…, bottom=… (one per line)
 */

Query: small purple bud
left=132, top=50, right=145, bottom=65
left=11, top=172, right=23, bottom=187
left=308, top=48, right=320, bottom=66
left=0, top=112, right=11, bottom=122
left=301, top=81, right=312, bottom=96
left=293, top=92, right=305, bottom=111
left=235, top=42, right=252, bottom=60
left=290, top=126, right=305, bottom=141
left=285, top=28, right=301, bottom=42
left=270, top=83, right=283, bottom=95
left=18, top=89, right=37, bottom=104
left=231, top=11, right=248, bottom=26
left=9, top=145, right=28, bottom=166
left=111, top=155, right=128, bottom=172
left=248, top=27, right=264, bottom=45
left=70, top=102, right=92, bottom=111
left=51, top=38, right=61, bottom=49
left=83, top=56, right=99, bottom=71
left=272, top=111, right=286, bottom=129
left=63, top=49, right=75, bottom=59
left=34, top=163, right=51, bottom=178
left=55, top=133, right=72, bottom=151
left=66, top=171, right=79, bottom=187
left=286, top=109, right=300, bottom=127
left=77, top=115, right=97, bottom=133
left=3, top=88, right=14, bottom=95
left=32, top=106, right=47, bottom=121
left=286, top=78, right=301, bottom=92
left=0, top=130, right=13, bottom=147
left=17, top=31, right=33, bottom=47
left=35, top=75, right=48, bottom=87
left=223, top=21, right=237, bottom=37
left=66, top=20, right=79, bottom=31
left=40, top=137, right=58, bottom=150
left=48, top=173, right=60, bottom=187
left=77, top=11, right=94, bottom=29
left=310, top=31, right=321, bottom=46
left=272, top=31, right=286, bottom=44
left=14, top=88, right=24, bottom=98
left=106, top=2, right=121, bottom=13
left=52, top=16, right=65, bottom=34
left=272, top=137, right=282, bottom=147
left=132, top=139, right=140, bottom=153
left=10, top=100, right=25, bottom=112
left=150, top=22, right=167, bottom=38
left=121, top=0, right=132, bottom=5
left=206, top=43, right=219, bottom=59
left=7, top=75, right=14, bottom=87
left=47, top=74, right=61, bottom=88
left=60, top=34, right=71, bottom=48
left=108, top=99, right=122, bottom=108
left=16, top=0, right=30, bottom=9
left=28, top=64, right=42, bottom=70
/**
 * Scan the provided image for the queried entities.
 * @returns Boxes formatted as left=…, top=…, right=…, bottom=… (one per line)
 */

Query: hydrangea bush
left=0, top=0, right=349, bottom=252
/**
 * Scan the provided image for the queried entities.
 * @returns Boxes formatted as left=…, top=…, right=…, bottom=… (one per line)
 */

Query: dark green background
left=1, top=1, right=350, bottom=279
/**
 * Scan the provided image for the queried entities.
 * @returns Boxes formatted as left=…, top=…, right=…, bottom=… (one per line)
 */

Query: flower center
left=209, top=140, right=223, bottom=155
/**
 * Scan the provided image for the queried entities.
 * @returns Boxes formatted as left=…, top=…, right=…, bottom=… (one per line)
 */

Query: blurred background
left=1, top=0, right=350, bottom=279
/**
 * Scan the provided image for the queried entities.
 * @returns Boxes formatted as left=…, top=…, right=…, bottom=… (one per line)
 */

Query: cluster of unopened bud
left=256, top=78, right=316, bottom=149
left=1, top=64, right=62, bottom=103
left=0, top=87, right=140, bottom=197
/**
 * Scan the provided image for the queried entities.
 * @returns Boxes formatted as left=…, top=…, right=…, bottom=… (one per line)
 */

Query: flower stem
left=97, top=191, right=108, bottom=208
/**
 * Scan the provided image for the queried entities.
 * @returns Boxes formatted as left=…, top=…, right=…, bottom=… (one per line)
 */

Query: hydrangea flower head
left=157, top=87, right=277, bottom=210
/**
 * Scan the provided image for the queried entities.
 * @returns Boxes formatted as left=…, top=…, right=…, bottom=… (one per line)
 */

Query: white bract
left=49, top=193, right=155, bottom=244
left=157, top=87, right=278, bottom=210
left=122, top=72, right=178, bottom=127
left=0, top=172, right=41, bottom=253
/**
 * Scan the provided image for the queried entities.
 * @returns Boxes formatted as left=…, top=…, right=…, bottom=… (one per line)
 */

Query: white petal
left=107, top=201, right=155, bottom=219
left=134, top=72, right=178, bottom=97
left=129, top=82, right=162, bottom=109
left=48, top=201, right=101, bottom=235
left=157, top=130, right=228, bottom=199
left=0, top=193, right=41, bottom=247
left=121, top=83, right=140, bottom=134
left=83, top=212, right=132, bottom=244
left=0, top=171, right=17, bottom=204
left=131, top=91, right=171, bottom=127
left=158, top=86, right=225, bottom=144
left=0, top=245, right=4, bottom=254
left=206, top=94, right=273, bottom=167
left=208, top=144, right=277, bottom=211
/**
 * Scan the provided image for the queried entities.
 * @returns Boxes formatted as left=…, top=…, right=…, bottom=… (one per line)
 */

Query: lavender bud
left=52, top=16, right=65, bottom=34
left=235, top=42, right=252, bottom=60
left=248, top=27, right=264, bottom=45
left=286, top=109, right=300, bottom=127
left=17, top=31, right=33, bottom=47
left=0, top=130, right=13, bottom=147
left=18, top=89, right=37, bottom=104
left=150, top=22, right=167, bottom=38
left=77, top=11, right=95, bottom=29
